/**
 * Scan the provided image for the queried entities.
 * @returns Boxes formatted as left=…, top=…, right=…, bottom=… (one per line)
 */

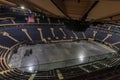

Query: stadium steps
left=29, top=73, right=36, bottom=80
left=97, top=61, right=111, bottom=67
left=33, top=70, right=57, bottom=80
left=79, top=66, right=91, bottom=73
left=92, top=65, right=100, bottom=69
left=57, top=54, right=120, bottom=80
left=56, top=69, right=64, bottom=80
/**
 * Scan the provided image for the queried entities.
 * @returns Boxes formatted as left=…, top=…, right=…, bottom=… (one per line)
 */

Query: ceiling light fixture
left=21, top=6, right=25, bottom=9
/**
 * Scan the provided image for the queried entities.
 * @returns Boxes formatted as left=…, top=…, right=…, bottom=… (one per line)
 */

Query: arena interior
left=0, top=0, right=120, bottom=80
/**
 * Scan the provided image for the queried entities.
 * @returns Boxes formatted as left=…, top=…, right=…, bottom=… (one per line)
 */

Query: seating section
left=57, top=56, right=120, bottom=80
left=0, top=24, right=86, bottom=47
left=34, top=70, right=57, bottom=80
left=0, top=24, right=119, bottom=79
left=0, top=12, right=63, bottom=24
left=0, top=24, right=119, bottom=49
left=0, top=20, right=12, bottom=24
left=0, top=9, right=120, bottom=79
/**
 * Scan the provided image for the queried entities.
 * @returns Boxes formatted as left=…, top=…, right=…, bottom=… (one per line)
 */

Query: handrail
left=0, top=23, right=63, bottom=27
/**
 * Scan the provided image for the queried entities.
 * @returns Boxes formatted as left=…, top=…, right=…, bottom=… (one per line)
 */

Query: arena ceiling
left=1, top=0, right=120, bottom=23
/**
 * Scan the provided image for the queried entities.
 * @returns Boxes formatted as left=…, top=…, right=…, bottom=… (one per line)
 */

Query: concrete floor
left=9, top=40, right=116, bottom=72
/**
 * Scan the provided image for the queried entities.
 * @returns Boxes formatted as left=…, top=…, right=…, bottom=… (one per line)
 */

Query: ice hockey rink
left=9, top=40, right=116, bottom=72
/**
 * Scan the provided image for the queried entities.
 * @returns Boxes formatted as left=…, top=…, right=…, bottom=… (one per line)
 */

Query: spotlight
left=21, top=6, right=25, bottom=9
left=28, top=66, right=33, bottom=71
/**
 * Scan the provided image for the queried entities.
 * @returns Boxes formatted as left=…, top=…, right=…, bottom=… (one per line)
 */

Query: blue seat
left=114, top=44, right=120, bottom=49
left=3, top=26, right=29, bottom=42
left=0, top=34, right=17, bottom=47
left=85, top=28, right=94, bottom=38
left=0, top=20, right=12, bottom=24
left=25, top=26, right=41, bottom=42
left=40, top=25, right=54, bottom=41
left=53, top=25, right=65, bottom=40
left=95, top=30, right=108, bottom=41
left=63, top=27, right=75, bottom=39
left=75, top=32, right=84, bottom=39
left=105, top=33, right=120, bottom=44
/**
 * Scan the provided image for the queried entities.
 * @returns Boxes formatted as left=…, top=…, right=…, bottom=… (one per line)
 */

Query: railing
left=0, top=23, right=64, bottom=27
left=13, top=52, right=120, bottom=73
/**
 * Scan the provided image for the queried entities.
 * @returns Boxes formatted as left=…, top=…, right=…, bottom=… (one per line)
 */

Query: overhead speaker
left=64, top=20, right=90, bottom=32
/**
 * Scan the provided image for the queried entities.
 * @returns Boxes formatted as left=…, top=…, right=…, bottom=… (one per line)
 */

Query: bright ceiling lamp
left=28, top=66, right=33, bottom=72
left=21, top=6, right=25, bottom=10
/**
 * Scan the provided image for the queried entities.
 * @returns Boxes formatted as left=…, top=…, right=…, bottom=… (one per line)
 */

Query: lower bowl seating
left=0, top=23, right=119, bottom=80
